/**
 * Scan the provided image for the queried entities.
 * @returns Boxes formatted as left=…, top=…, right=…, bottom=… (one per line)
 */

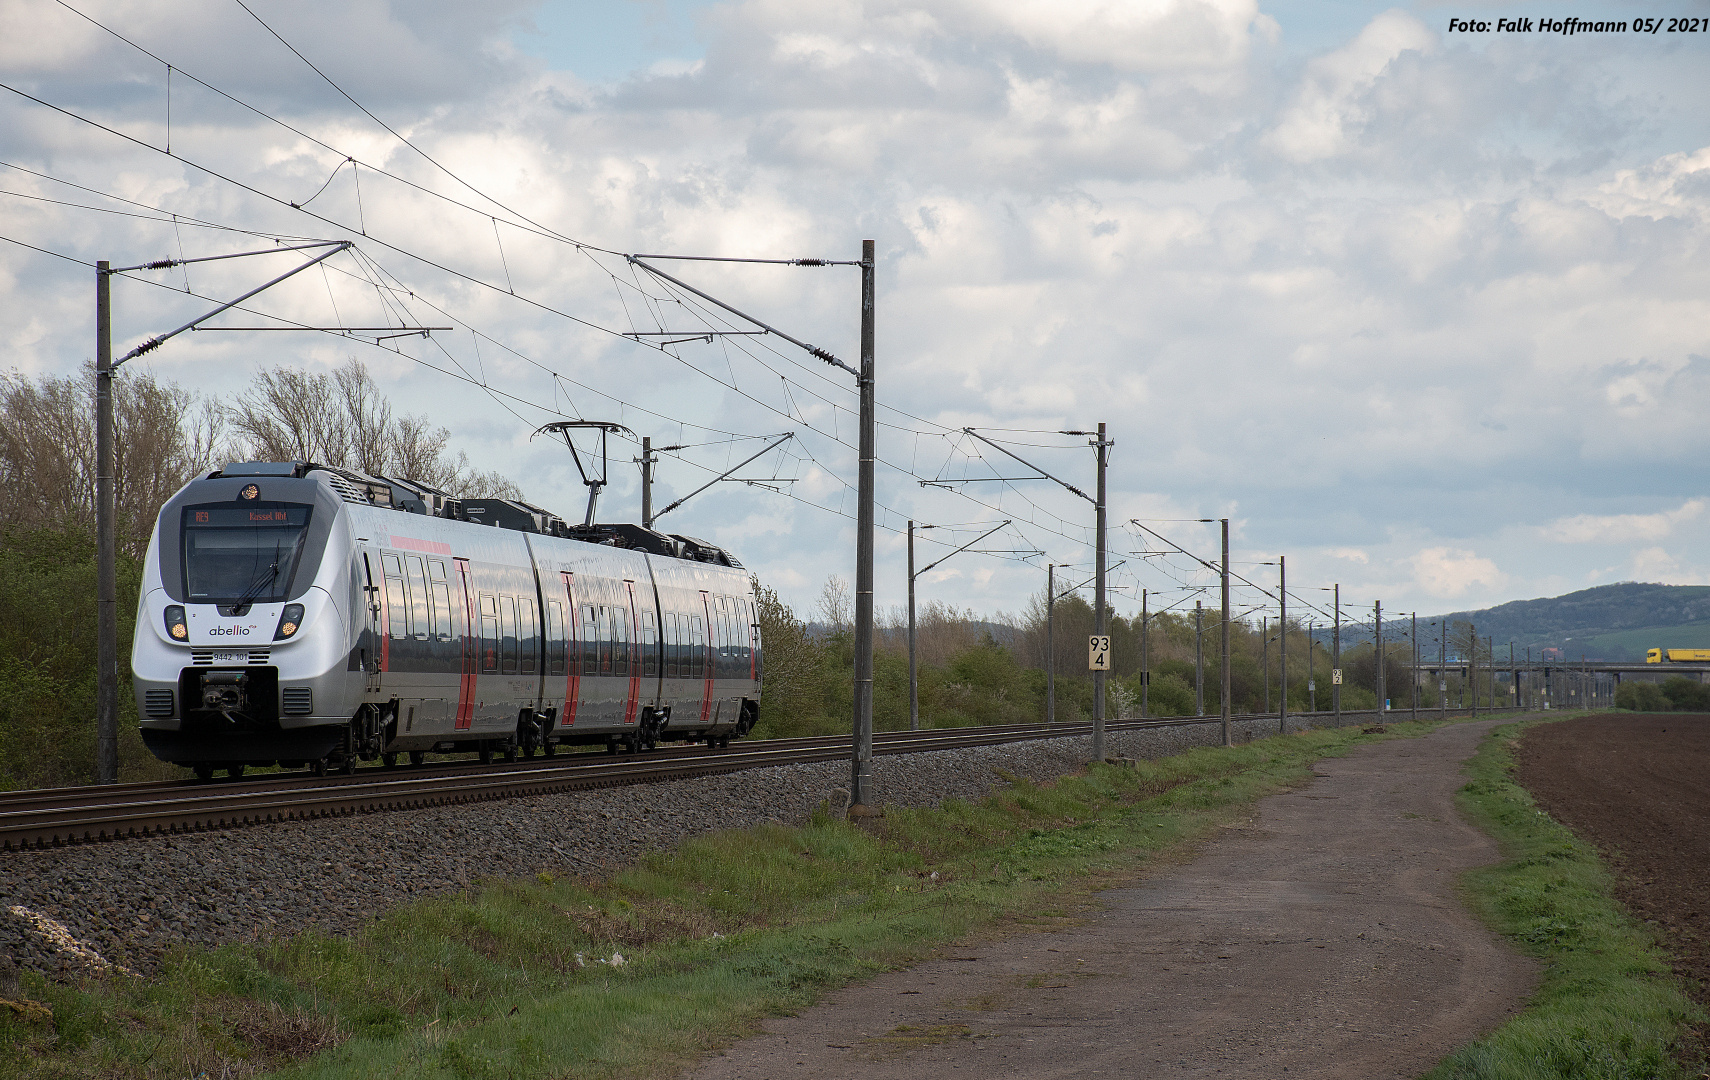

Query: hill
left=1429, top=582, right=1710, bottom=661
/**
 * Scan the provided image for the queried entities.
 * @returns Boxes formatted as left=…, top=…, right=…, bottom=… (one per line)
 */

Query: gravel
left=0, top=713, right=1347, bottom=984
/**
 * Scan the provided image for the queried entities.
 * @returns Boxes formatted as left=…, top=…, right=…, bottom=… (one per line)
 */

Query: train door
left=360, top=550, right=382, bottom=694
left=556, top=572, right=579, bottom=727
left=698, top=590, right=714, bottom=724
left=624, top=581, right=641, bottom=725
left=453, top=558, right=476, bottom=731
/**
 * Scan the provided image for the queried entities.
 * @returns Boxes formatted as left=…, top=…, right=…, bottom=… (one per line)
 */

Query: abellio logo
left=208, top=625, right=254, bottom=636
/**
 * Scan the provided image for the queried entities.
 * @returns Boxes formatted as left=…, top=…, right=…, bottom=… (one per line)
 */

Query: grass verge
left=1426, top=715, right=1705, bottom=1080
left=3, top=720, right=1436, bottom=1080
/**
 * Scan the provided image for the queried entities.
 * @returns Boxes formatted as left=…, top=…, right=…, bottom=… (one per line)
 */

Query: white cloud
left=1263, top=9, right=1436, bottom=162
left=1410, top=547, right=1503, bottom=599
left=1, top=0, right=1709, bottom=620
left=1546, top=499, right=1706, bottom=545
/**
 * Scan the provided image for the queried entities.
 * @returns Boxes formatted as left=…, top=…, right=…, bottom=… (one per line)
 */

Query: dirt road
left=687, top=719, right=1535, bottom=1079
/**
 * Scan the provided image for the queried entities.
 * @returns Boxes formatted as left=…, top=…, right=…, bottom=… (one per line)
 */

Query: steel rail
left=0, top=708, right=1495, bottom=851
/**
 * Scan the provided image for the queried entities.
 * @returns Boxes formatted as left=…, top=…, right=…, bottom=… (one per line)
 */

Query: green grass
left=0, top=720, right=1433, bottom=1080
left=1426, top=715, right=1704, bottom=1080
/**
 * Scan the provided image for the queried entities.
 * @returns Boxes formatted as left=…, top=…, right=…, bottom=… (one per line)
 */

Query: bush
left=0, top=527, right=177, bottom=788
left=1614, top=680, right=1669, bottom=712
left=1660, top=675, right=1710, bottom=711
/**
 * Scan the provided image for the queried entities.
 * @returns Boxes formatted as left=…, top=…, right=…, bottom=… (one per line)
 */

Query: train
left=131, top=460, right=761, bottom=778
left=1645, top=648, right=1710, bottom=663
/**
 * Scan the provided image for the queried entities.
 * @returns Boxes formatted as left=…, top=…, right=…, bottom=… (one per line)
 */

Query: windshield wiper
left=230, top=562, right=279, bottom=614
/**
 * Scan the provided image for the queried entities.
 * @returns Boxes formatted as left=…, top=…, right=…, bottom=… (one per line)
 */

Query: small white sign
left=1088, top=635, right=1111, bottom=671
left=1331, top=668, right=1343, bottom=685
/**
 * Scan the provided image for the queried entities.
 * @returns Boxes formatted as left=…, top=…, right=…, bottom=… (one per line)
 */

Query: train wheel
left=225, top=764, right=244, bottom=779
left=193, top=763, right=215, bottom=781
left=503, top=740, right=517, bottom=764
left=479, top=743, right=494, bottom=765
left=605, top=740, right=619, bottom=756
left=312, top=758, right=328, bottom=777
left=382, top=753, right=397, bottom=768
left=341, top=755, right=356, bottom=776
left=543, top=741, right=556, bottom=758
left=409, top=750, right=426, bottom=766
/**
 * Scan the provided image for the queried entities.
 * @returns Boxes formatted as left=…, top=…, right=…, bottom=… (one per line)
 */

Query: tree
left=224, top=357, right=521, bottom=499
left=0, top=364, right=222, bottom=557
left=751, top=576, right=833, bottom=737
left=817, top=574, right=851, bottom=635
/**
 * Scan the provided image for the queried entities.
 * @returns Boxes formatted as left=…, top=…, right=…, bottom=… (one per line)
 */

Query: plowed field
left=1513, top=712, right=1710, bottom=1057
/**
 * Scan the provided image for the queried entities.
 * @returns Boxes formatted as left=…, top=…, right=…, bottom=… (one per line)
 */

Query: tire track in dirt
left=687, top=719, right=1536, bottom=1079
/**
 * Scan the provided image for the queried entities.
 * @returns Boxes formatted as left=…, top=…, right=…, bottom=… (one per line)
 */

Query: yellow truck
left=1645, top=648, right=1710, bottom=663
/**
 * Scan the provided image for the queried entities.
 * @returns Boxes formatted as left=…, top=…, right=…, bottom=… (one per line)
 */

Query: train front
left=131, top=465, right=363, bottom=775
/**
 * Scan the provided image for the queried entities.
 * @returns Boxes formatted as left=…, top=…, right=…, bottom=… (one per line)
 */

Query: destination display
left=186, top=506, right=310, bottom=528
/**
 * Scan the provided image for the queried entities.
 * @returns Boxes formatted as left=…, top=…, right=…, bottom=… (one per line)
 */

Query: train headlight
left=164, top=605, right=188, bottom=641
left=274, top=603, right=305, bottom=641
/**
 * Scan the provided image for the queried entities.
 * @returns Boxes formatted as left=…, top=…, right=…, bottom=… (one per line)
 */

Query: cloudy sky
left=3, top=0, right=1707, bottom=629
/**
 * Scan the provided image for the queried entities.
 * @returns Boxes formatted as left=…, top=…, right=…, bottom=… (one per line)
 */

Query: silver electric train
left=131, top=461, right=761, bottom=778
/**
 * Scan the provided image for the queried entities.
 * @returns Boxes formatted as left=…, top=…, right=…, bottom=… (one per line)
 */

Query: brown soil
left=686, top=719, right=1536, bottom=1079
left=1513, top=711, right=1710, bottom=1062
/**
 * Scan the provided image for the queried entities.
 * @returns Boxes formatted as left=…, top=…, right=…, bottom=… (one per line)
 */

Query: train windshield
left=181, top=504, right=313, bottom=606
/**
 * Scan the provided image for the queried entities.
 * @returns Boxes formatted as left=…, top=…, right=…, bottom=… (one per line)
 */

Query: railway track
left=0, top=707, right=1451, bottom=852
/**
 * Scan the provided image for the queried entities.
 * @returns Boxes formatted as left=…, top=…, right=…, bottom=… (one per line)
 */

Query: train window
left=689, top=614, right=705, bottom=679
left=429, top=560, right=446, bottom=582
left=674, top=612, right=687, bottom=678
left=381, top=553, right=402, bottom=577
left=582, top=605, right=600, bottom=672
left=407, top=557, right=431, bottom=641
left=613, top=607, right=629, bottom=677
left=663, top=613, right=678, bottom=678
left=719, top=598, right=734, bottom=663
left=596, top=606, right=612, bottom=675
left=386, top=575, right=409, bottom=640
left=479, top=594, right=499, bottom=673
left=432, top=582, right=452, bottom=641
left=502, top=596, right=519, bottom=674
left=640, top=609, right=657, bottom=677
left=546, top=601, right=565, bottom=676
left=520, top=599, right=537, bottom=674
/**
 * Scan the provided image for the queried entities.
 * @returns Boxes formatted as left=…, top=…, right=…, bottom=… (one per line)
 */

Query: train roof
left=206, top=461, right=742, bottom=568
